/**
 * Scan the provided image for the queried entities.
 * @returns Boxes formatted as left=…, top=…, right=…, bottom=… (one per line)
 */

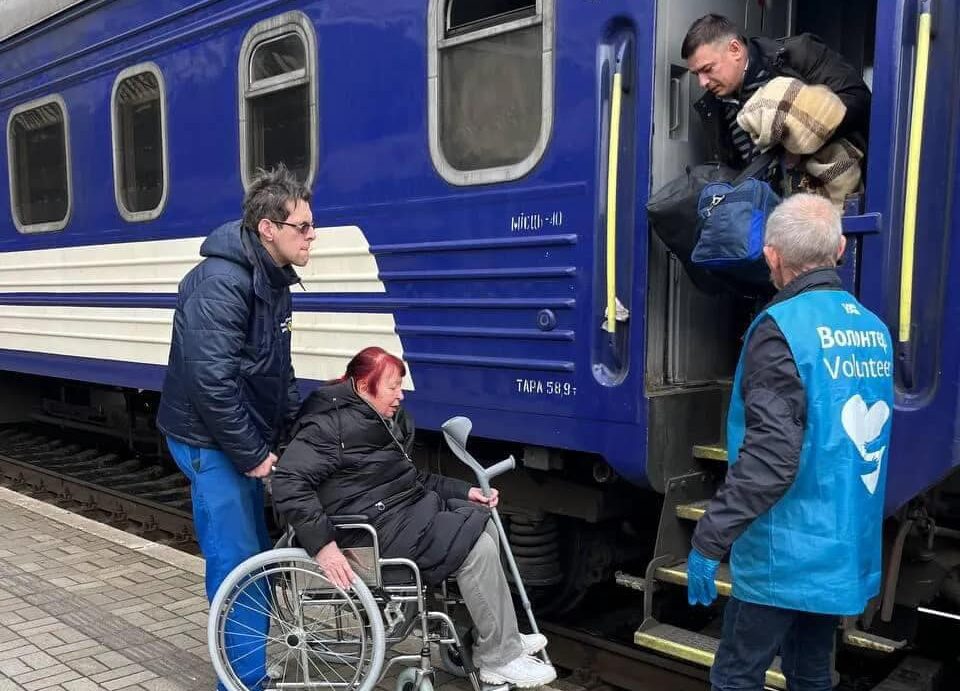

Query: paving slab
left=0, top=487, right=565, bottom=691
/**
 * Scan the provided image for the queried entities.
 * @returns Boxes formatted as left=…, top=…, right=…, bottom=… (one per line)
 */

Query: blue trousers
left=166, top=437, right=272, bottom=691
left=711, top=597, right=839, bottom=691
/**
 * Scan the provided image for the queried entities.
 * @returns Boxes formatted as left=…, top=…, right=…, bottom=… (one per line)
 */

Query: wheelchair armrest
left=330, top=514, right=369, bottom=526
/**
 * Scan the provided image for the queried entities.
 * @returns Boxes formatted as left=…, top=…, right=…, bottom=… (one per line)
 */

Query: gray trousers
left=454, top=520, right=523, bottom=668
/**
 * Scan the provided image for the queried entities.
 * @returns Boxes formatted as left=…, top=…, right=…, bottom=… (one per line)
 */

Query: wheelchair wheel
left=395, top=667, right=434, bottom=691
left=209, top=548, right=385, bottom=691
left=436, top=609, right=471, bottom=678
left=438, top=642, right=469, bottom=678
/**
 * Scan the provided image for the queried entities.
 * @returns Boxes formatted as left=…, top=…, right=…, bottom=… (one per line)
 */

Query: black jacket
left=694, top=34, right=872, bottom=169
left=271, top=381, right=490, bottom=585
left=157, top=221, right=301, bottom=473
left=692, top=268, right=843, bottom=560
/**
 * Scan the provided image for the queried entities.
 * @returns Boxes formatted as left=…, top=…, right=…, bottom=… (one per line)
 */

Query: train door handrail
left=897, top=0, right=933, bottom=389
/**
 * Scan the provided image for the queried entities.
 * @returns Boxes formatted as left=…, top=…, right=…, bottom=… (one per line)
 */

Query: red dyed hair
left=340, top=347, right=405, bottom=395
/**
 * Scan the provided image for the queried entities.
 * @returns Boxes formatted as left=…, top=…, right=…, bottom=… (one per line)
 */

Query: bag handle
left=733, top=146, right=782, bottom=185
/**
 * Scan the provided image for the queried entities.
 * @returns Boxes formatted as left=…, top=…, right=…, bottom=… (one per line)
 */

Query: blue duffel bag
left=692, top=155, right=781, bottom=285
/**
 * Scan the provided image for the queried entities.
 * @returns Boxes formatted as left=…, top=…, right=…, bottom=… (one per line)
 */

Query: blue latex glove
left=687, top=549, right=721, bottom=606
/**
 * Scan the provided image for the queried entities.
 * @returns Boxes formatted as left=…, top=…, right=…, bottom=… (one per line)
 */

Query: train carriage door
left=648, top=0, right=791, bottom=387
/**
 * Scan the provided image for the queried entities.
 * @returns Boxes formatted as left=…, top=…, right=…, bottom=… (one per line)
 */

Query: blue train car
left=2, top=0, right=960, bottom=676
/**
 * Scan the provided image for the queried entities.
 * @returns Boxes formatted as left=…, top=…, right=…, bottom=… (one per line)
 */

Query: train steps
left=625, top=440, right=905, bottom=682
left=691, top=444, right=728, bottom=462
left=634, top=621, right=786, bottom=689
left=675, top=500, right=708, bottom=521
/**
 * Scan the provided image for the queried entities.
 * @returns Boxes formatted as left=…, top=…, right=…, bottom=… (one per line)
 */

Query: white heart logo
left=841, top=394, right=890, bottom=494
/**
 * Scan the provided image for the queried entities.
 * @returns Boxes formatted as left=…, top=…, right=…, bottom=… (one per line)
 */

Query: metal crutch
left=441, top=416, right=551, bottom=666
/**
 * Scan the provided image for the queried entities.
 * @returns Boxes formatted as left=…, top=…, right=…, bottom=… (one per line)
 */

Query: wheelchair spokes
left=211, top=552, right=384, bottom=691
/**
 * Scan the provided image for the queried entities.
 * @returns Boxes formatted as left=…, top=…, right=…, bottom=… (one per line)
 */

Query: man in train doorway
left=685, top=194, right=894, bottom=691
left=157, top=164, right=315, bottom=690
left=682, top=13, right=871, bottom=172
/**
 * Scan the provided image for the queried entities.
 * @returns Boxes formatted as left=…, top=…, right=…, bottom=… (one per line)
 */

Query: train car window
left=111, top=64, right=168, bottom=221
left=251, top=35, right=306, bottom=81
left=7, top=95, right=71, bottom=233
left=447, top=0, right=536, bottom=34
left=239, top=13, right=318, bottom=189
left=428, top=0, right=554, bottom=185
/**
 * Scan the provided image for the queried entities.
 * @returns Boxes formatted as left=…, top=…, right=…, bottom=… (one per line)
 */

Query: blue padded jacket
left=157, top=221, right=302, bottom=472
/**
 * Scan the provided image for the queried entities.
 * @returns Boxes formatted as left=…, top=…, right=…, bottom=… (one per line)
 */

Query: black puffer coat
left=271, top=380, right=490, bottom=585
left=157, top=221, right=301, bottom=472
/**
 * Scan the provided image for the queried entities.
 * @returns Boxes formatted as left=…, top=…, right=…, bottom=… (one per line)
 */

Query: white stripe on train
left=0, top=227, right=414, bottom=387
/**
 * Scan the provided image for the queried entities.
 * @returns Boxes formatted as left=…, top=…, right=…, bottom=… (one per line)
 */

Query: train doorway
left=647, top=0, right=879, bottom=390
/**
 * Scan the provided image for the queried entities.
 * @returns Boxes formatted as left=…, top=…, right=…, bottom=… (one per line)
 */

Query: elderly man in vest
left=686, top=194, right=894, bottom=691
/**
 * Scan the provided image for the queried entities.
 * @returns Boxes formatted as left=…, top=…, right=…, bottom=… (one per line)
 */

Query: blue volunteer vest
left=727, top=289, right=894, bottom=615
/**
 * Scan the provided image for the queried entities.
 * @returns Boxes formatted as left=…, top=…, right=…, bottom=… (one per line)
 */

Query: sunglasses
left=272, top=219, right=314, bottom=235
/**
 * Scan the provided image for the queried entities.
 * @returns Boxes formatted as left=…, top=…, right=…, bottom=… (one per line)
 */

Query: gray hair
left=764, top=194, right=843, bottom=271
left=242, top=164, right=312, bottom=233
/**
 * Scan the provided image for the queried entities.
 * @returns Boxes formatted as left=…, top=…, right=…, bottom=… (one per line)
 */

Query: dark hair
left=681, top=14, right=747, bottom=60
left=341, top=347, right=406, bottom=395
left=242, top=164, right=312, bottom=233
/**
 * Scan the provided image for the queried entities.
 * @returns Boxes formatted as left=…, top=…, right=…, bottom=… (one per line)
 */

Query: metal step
left=675, top=500, right=709, bottom=521
left=842, top=628, right=906, bottom=653
left=693, top=444, right=727, bottom=462
left=635, top=621, right=786, bottom=689
left=655, top=560, right=732, bottom=597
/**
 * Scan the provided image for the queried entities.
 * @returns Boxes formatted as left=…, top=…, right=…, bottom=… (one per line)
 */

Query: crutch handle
left=441, top=417, right=516, bottom=493
left=478, top=457, right=515, bottom=495
left=485, top=457, right=515, bottom=480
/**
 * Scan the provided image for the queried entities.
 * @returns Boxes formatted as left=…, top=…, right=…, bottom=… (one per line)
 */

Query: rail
left=0, top=426, right=194, bottom=546
left=897, top=0, right=934, bottom=389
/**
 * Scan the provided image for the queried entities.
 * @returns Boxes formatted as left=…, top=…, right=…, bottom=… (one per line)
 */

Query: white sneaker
left=521, top=633, right=548, bottom=655
left=479, top=654, right=557, bottom=688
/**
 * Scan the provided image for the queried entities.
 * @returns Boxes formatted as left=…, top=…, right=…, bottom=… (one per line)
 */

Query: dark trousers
left=711, top=597, right=839, bottom=691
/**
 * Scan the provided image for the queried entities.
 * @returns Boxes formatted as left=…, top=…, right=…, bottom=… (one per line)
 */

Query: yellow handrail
left=604, top=72, right=623, bottom=334
left=899, top=9, right=932, bottom=346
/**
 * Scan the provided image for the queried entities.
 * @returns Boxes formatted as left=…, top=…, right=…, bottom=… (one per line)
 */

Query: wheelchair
left=207, top=417, right=550, bottom=691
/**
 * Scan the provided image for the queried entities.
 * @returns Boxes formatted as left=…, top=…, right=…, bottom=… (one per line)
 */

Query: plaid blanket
left=737, top=77, right=863, bottom=207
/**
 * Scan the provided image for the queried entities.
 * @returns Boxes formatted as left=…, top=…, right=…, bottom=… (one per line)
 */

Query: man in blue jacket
left=157, top=165, right=315, bottom=690
left=686, top=194, right=894, bottom=691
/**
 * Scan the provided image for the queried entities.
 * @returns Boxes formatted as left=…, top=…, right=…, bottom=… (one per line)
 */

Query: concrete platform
left=0, top=487, right=561, bottom=691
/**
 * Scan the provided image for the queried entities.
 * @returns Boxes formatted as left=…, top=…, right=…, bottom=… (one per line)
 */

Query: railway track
left=0, top=425, right=196, bottom=550
left=0, top=423, right=952, bottom=691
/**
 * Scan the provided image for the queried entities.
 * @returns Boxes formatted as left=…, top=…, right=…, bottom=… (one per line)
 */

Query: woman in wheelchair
left=272, top=347, right=557, bottom=688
